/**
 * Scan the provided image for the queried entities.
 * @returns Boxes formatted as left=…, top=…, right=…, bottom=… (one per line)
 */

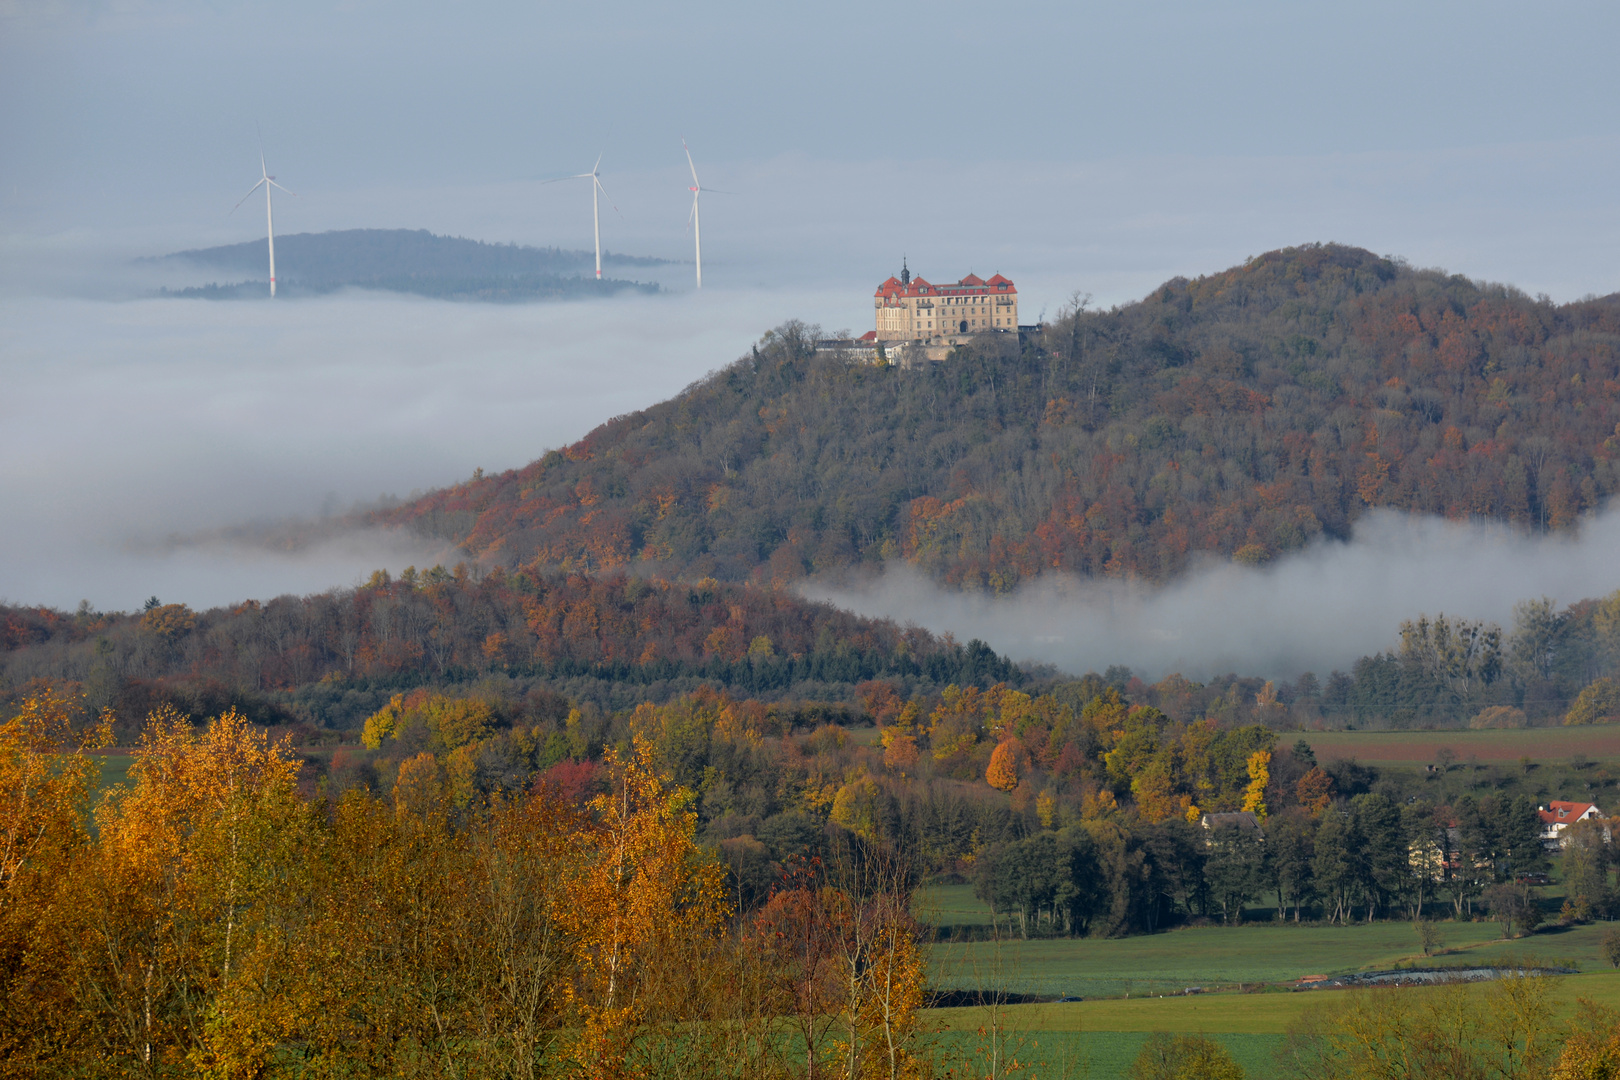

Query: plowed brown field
left=1297, top=724, right=1620, bottom=766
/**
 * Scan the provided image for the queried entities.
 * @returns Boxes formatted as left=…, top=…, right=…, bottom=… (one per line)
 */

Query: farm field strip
left=926, top=918, right=1620, bottom=999
left=921, top=972, right=1620, bottom=1079
left=927, top=970, right=1620, bottom=1034
left=1298, top=723, right=1620, bottom=765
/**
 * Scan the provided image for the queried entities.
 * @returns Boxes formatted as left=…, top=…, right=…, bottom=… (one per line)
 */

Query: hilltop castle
left=874, top=261, right=1019, bottom=346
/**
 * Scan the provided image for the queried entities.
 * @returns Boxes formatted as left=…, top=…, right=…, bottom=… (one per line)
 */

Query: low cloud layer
left=0, top=289, right=846, bottom=612
left=805, top=509, right=1620, bottom=683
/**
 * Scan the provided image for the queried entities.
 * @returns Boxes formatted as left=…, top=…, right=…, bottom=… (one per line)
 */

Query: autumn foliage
left=373, top=245, right=1620, bottom=591
left=0, top=691, right=928, bottom=1079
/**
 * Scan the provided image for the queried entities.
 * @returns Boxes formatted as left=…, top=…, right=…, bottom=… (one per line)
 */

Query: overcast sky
left=3, top=0, right=1618, bottom=306
left=4, top=1, right=1619, bottom=657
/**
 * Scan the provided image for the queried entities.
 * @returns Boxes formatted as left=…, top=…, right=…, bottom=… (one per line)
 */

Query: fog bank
left=804, top=509, right=1620, bottom=682
left=0, top=289, right=845, bottom=612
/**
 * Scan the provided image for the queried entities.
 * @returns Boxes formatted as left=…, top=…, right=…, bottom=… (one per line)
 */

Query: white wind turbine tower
left=232, top=152, right=295, bottom=297
left=544, top=154, right=617, bottom=280
left=682, top=141, right=731, bottom=289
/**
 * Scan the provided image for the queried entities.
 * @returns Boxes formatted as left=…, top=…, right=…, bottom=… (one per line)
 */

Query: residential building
left=1200, top=811, right=1263, bottom=843
left=1537, top=800, right=1609, bottom=849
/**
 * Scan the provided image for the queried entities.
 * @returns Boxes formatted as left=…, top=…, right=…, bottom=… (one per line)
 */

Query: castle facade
left=874, top=263, right=1019, bottom=345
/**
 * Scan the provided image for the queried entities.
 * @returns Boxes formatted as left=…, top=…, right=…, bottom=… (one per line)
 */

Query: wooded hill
left=374, top=244, right=1620, bottom=589
left=0, top=569, right=1020, bottom=733
left=153, top=228, right=667, bottom=300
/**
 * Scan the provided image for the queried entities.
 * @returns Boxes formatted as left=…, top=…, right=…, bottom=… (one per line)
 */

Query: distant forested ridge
left=152, top=228, right=667, bottom=300
left=0, top=569, right=1019, bottom=732
left=373, top=244, right=1620, bottom=588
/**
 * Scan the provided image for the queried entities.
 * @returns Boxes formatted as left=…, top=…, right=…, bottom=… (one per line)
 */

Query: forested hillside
left=375, top=244, right=1620, bottom=589
left=153, top=228, right=666, bottom=300
left=0, top=568, right=1018, bottom=732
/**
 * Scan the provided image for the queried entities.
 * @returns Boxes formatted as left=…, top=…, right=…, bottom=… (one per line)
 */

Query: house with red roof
left=874, top=260, right=1020, bottom=350
left=1537, top=801, right=1608, bottom=848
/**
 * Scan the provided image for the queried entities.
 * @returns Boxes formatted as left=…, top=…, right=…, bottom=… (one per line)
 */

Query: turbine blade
left=701, top=187, right=737, bottom=195
left=683, top=139, right=700, bottom=187
left=593, top=151, right=603, bottom=176
left=267, top=179, right=297, bottom=196
left=688, top=193, right=698, bottom=229
left=595, top=176, right=622, bottom=218
left=231, top=178, right=268, bottom=213
left=540, top=173, right=593, bottom=185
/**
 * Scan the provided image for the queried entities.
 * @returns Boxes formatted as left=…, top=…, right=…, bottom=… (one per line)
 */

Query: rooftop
left=875, top=269, right=1017, bottom=299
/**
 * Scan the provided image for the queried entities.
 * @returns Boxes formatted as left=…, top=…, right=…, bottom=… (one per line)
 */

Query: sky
left=3, top=0, right=1619, bottom=674
left=4, top=0, right=1619, bottom=305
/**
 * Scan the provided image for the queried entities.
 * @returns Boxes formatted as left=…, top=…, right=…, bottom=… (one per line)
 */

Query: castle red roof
left=874, top=269, right=1016, bottom=299
left=858, top=330, right=877, bottom=341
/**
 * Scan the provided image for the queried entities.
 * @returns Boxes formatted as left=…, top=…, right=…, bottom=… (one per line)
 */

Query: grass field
left=931, top=921, right=1515, bottom=998
left=89, top=751, right=134, bottom=793
left=1296, top=723, right=1620, bottom=766
left=922, top=970, right=1620, bottom=1078
left=924, top=880, right=1620, bottom=998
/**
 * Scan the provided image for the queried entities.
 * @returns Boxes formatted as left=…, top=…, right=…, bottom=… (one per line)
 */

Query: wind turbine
left=544, top=154, right=618, bottom=280
left=232, top=152, right=295, bottom=297
left=682, top=141, right=731, bottom=289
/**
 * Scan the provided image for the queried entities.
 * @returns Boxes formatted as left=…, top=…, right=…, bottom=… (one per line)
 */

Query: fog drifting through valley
left=804, top=508, right=1620, bottom=683
left=0, top=289, right=847, bottom=612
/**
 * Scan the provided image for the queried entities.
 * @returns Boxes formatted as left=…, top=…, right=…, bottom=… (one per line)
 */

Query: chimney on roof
left=900, top=257, right=910, bottom=287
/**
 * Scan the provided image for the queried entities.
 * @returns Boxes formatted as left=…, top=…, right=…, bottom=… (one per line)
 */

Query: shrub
left=1470, top=705, right=1527, bottom=729
left=1129, top=1033, right=1245, bottom=1080
left=1565, top=678, right=1620, bottom=725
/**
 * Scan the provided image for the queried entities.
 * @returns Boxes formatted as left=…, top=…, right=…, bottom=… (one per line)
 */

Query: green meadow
left=922, top=884, right=1619, bottom=999
left=922, top=969, right=1620, bottom=1078
left=90, top=752, right=135, bottom=793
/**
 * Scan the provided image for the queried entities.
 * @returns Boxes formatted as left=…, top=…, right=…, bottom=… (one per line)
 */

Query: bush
left=1565, top=678, right=1620, bottom=725
left=1129, top=1033, right=1244, bottom=1080
left=1603, top=928, right=1620, bottom=969
left=1470, top=705, right=1527, bottom=729
left=1482, top=882, right=1545, bottom=938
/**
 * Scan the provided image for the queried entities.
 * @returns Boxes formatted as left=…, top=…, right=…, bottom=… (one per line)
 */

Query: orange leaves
left=1296, top=766, right=1335, bottom=815
left=880, top=726, right=919, bottom=775
left=704, top=623, right=745, bottom=662
left=0, top=689, right=108, bottom=892
left=1357, top=451, right=1391, bottom=505
left=562, top=738, right=730, bottom=1075
left=139, top=602, right=196, bottom=639
left=985, top=740, right=1021, bottom=792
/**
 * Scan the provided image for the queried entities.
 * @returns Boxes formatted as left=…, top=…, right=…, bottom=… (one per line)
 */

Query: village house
left=1200, top=811, right=1263, bottom=844
left=1537, top=800, right=1609, bottom=849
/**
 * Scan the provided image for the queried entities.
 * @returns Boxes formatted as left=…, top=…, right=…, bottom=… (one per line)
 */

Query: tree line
left=0, top=568, right=1019, bottom=733
left=969, top=780, right=1589, bottom=939
left=5, top=568, right=1616, bottom=746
